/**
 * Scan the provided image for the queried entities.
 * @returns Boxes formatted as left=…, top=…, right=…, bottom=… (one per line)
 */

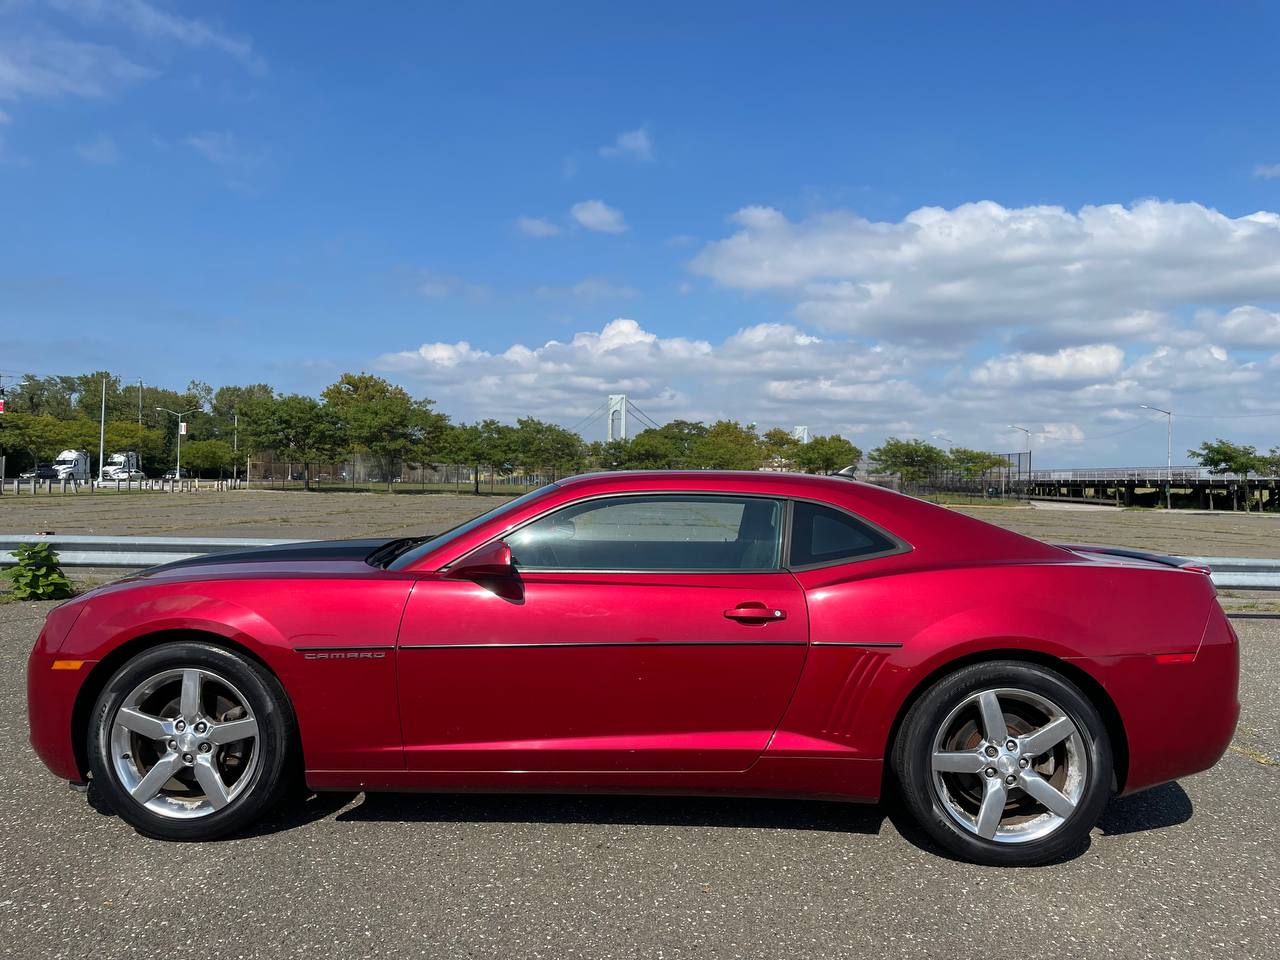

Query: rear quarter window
left=789, top=500, right=898, bottom=567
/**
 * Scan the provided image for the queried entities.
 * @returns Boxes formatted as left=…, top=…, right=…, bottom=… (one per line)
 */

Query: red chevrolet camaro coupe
left=27, top=471, right=1238, bottom=865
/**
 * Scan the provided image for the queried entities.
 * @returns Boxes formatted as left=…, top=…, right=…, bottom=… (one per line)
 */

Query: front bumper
left=26, top=602, right=93, bottom=782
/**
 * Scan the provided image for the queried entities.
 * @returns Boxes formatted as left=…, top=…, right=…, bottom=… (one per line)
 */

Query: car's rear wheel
left=893, top=660, right=1113, bottom=866
left=87, top=642, right=295, bottom=840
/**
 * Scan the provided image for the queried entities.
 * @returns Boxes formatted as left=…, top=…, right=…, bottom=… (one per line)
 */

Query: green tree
left=792, top=435, right=861, bottom=475
left=949, top=447, right=1008, bottom=479
left=103, top=422, right=167, bottom=474
left=584, top=438, right=634, bottom=471
left=1261, top=446, right=1280, bottom=477
left=0, top=413, right=73, bottom=468
left=180, top=439, right=236, bottom=477
left=1188, top=438, right=1261, bottom=512
left=321, top=373, right=446, bottom=486
left=622, top=430, right=679, bottom=469
left=243, top=394, right=344, bottom=490
left=684, top=420, right=764, bottom=470
left=761, top=427, right=801, bottom=464
left=869, top=437, right=949, bottom=483
left=444, top=420, right=518, bottom=493
left=511, top=418, right=584, bottom=479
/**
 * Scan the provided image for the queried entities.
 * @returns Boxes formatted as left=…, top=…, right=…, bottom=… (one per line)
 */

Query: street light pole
left=1140, top=404, right=1173, bottom=510
left=98, top=378, right=106, bottom=482
left=156, top=406, right=198, bottom=481
left=1009, top=424, right=1032, bottom=492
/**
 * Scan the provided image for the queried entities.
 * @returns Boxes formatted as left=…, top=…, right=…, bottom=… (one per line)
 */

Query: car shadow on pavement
left=1096, top=781, right=1194, bottom=835
left=335, top=791, right=889, bottom=835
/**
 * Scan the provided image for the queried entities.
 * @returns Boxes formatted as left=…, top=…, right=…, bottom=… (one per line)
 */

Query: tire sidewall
left=87, top=642, right=293, bottom=841
left=895, top=660, right=1113, bottom=867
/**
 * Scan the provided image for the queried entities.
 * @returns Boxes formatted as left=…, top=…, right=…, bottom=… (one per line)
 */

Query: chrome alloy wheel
left=930, top=687, right=1087, bottom=844
left=109, top=667, right=260, bottom=819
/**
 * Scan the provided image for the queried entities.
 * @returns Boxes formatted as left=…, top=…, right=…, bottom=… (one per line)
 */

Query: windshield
left=387, top=483, right=561, bottom=571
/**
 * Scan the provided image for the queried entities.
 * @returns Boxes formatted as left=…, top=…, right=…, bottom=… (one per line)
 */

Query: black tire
left=892, top=660, right=1113, bottom=867
left=87, top=642, right=296, bottom=841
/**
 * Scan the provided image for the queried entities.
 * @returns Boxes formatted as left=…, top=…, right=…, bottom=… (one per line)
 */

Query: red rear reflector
left=1154, top=653, right=1195, bottom=665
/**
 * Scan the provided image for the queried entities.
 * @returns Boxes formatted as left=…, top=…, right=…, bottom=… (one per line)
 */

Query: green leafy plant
left=3, top=542, right=75, bottom=601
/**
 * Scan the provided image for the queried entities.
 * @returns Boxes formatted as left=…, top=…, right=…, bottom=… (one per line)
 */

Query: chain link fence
left=244, top=456, right=559, bottom=494
left=863, top=453, right=1034, bottom=505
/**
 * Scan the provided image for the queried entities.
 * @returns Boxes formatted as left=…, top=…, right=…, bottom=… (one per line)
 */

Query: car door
left=396, top=493, right=809, bottom=772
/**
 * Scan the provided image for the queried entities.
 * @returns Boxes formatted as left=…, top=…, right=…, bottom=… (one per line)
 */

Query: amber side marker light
left=1154, top=653, right=1196, bottom=665
left=51, top=660, right=85, bottom=671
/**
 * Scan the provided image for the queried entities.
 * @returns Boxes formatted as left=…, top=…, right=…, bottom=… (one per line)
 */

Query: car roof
left=556, top=469, right=856, bottom=492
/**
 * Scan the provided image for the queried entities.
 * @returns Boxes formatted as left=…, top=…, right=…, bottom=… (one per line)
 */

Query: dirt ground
left=949, top=501, right=1280, bottom=559
left=3, top=488, right=1278, bottom=559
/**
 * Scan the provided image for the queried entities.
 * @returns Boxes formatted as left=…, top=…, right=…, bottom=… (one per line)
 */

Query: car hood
left=134, top=537, right=409, bottom=580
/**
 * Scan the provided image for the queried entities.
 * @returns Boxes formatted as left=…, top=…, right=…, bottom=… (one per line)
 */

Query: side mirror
left=447, top=539, right=515, bottom=579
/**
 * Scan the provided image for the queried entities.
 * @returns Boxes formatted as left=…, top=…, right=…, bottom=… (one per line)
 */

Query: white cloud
left=689, top=200, right=1280, bottom=345
left=1198, top=306, right=1280, bottom=347
left=415, top=271, right=491, bottom=302
left=370, top=312, right=1280, bottom=461
left=75, top=133, right=117, bottom=164
left=534, top=278, right=639, bottom=301
left=971, top=344, right=1125, bottom=387
left=376, top=318, right=921, bottom=431
left=1125, top=344, right=1261, bottom=389
left=570, top=199, right=628, bottom=234
left=599, top=128, right=653, bottom=162
left=515, top=216, right=561, bottom=238
left=0, top=33, right=156, bottom=100
left=48, top=0, right=264, bottom=72
left=1254, top=163, right=1280, bottom=180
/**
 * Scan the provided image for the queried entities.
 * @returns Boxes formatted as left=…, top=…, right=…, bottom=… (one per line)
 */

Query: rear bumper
left=1085, top=607, right=1239, bottom=795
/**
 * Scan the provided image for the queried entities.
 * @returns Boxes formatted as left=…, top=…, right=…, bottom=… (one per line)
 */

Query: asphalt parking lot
left=0, top=603, right=1276, bottom=959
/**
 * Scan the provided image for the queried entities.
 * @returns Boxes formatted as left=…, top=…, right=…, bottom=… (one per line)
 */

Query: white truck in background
left=52, top=449, right=91, bottom=482
left=101, top=451, right=144, bottom=480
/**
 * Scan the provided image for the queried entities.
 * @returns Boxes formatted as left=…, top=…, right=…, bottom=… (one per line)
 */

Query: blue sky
left=2, top=1, right=1280, bottom=464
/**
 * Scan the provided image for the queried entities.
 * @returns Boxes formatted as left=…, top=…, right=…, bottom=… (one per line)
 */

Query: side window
left=788, top=501, right=897, bottom=567
left=509, top=495, right=783, bottom=571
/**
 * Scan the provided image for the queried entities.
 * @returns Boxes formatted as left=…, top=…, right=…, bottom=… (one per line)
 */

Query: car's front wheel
left=87, top=641, right=295, bottom=840
left=893, top=660, right=1113, bottom=866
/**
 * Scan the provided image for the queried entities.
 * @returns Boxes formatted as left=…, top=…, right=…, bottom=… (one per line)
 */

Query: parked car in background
left=19, top=465, right=59, bottom=481
left=27, top=471, right=1239, bottom=866
left=161, top=468, right=192, bottom=480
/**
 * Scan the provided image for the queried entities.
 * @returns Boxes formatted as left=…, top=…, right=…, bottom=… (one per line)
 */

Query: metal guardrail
left=1184, top=557, right=1280, bottom=592
left=0, top=535, right=1277, bottom=590
left=0, top=535, right=303, bottom=568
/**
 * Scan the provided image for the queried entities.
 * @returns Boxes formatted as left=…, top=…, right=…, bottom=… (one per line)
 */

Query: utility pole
left=137, top=378, right=144, bottom=473
left=156, top=406, right=198, bottom=480
left=98, top=378, right=106, bottom=482
left=1139, top=404, right=1173, bottom=510
left=233, top=411, right=239, bottom=482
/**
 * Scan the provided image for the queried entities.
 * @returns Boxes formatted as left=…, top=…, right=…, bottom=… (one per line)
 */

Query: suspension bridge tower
left=606, top=394, right=628, bottom=441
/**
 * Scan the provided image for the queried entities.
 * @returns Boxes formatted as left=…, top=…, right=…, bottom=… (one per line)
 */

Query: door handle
left=724, top=604, right=787, bottom=622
